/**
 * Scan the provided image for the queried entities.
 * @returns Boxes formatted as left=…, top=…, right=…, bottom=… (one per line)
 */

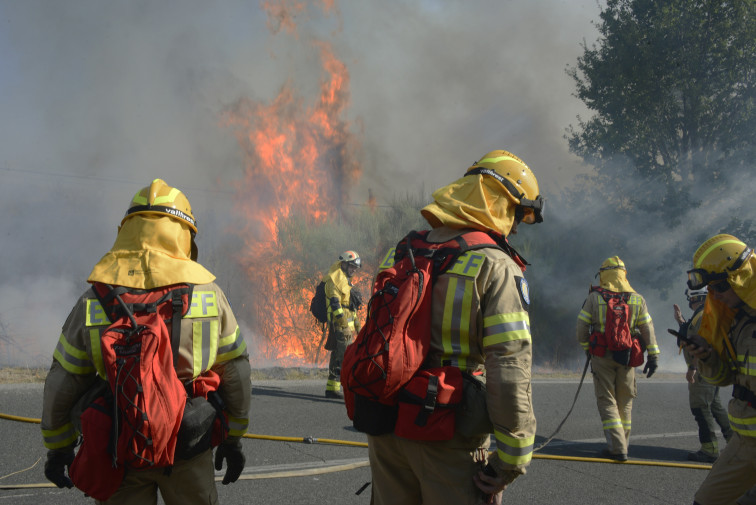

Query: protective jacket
left=41, top=281, right=251, bottom=452
left=697, top=305, right=756, bottom=439
left=415, top=226, right=536, bottom=476
left=325, top=260, right=358, bottom=333
left=576, top=290, right=659, bottom=357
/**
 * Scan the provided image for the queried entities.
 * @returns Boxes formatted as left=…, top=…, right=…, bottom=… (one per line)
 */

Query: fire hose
left=0, top=408, right=712, bottom=491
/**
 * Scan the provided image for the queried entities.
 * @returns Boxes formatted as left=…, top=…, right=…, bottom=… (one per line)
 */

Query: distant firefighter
left=323, top=250, right=362, bottom=399
left=576, top=256, right=660, bottom=461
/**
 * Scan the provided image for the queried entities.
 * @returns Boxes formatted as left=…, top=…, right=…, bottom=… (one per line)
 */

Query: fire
left=224, top=1, right=362, bottom=367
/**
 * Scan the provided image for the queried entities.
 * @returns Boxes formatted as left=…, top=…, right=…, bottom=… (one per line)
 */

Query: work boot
left=325, top=390, right=344, bottom=399
left=600, top=448, right=628, bottom=462
left=687, top=450, right=717, bottom=463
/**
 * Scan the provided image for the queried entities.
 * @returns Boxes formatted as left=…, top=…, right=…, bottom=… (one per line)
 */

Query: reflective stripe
left=493, top=430, right=534, bottom=466
left=479, top=154, right=521, bottom=165
left=622, top=420, right=631, bottom=431
left=737, top=354, right=756, bottom=376
left=85, top=299, right=109, bottom=326
left=482, top=312, right=531, bottom=347
left=41, top=423, right=78, bottom=450
left=88, top=328, right=106, bottom=378
left=728, top=413, right=756, bottom=437
left=186, top=292, right=219, bottom=318
left=695, top=238, right=745, bottom=269
left=577, top=309, right=592, bottom=324
left=52, top=333, right=94, bottom=375
left=580, top=342, right=590, bottom=350
left=636, top=312, right=652, bottom=326
left=440, top=277, right=474, bottom=368
left=700, top=360, right=728, bottom=384
left=133, top=187, right=180, bottom=206
left=603, top=418, right=622, bottom=430
left=378, top=248, right=396, bottom=270
left=647, top=345, right=660, bottom=355
left=217, top=326, right=246, bottom=364
left=227, top=416, right=249, bottom=437
left=326, top=379, right=341, bottom=391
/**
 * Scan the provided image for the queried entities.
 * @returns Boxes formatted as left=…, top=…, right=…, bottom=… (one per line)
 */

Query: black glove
left=44, top=449, right=75, bottom=489
left=643, top=355, right=658, bottom=378
left=214, top=439, right=245, bottom=485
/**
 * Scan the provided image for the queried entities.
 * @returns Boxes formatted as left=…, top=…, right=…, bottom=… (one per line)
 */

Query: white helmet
left=339, top=250, right=361, bottom=268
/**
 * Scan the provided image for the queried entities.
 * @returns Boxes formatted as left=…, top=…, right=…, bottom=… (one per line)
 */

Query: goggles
left=466, top=167, right=544, bottom=223
left=686, top=246, right=753, bottom=290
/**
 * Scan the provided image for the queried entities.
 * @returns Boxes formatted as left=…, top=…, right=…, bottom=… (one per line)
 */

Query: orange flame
left=224, top=1, right=361, bottom=367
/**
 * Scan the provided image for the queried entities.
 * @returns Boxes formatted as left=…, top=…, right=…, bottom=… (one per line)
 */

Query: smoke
left=7, top=0, right=746, bottom=371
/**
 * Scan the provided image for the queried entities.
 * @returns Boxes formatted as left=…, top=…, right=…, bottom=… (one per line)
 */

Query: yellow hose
left=0, top=411, right=712, bottom=475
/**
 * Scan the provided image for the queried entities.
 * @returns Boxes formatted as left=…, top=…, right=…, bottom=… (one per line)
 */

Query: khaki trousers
left=96, top=449, right=217, bottom=505
left=591, top=354, right=636, bottom=455
left=368, top=431, right=490, bottom=505
left=694, top=433, right=756, bottom=505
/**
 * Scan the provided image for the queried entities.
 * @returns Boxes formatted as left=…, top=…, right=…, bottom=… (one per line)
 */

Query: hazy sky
left=0, top=0, right=604, bottom=365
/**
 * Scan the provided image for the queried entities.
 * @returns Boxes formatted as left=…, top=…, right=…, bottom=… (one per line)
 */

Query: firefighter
left=673, top=288, right=733, bottom=463
left=367, top=150, right=543, bottom=504
left=576, top=256, right=660, bottom=461
left=683, top=234, right=756, bottom=505
left=41, top=179, right=251, bottom=505
left=323, top=250, right=362, bottom=399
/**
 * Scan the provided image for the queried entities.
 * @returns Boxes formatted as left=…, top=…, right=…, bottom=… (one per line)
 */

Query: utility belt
left=732, top=383, right=756, bottom=407
left=352, top=365, right=493, bottom=441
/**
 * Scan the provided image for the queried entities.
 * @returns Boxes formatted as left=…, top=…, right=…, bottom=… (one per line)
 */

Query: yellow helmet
left=688, top=234, right=753, bottom=290
left=122, top=179, right=197, bottom=233
left=600, top=256, right=626, bottom=273
left=465, top=149, right=544, bottom=223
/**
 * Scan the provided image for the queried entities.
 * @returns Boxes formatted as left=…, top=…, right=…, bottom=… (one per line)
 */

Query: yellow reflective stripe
left=41, top=423, right=78, bottom=450
left=577, top=309, right=592, bottom=324
left=478, top=154, right=521, bottom=165
left=217, top=326, right=246, bottom=363
left=602, top=418, right=622, bottom=430
left=482, top=312, right=531, bottom=347
left=647, top=345, right=660, bottom=355
left=186, top=292, right=219, bottom=318
left=728, top=413, right=756, bottom=437
left=326, top=379, right=341, bottom=391
left=189, top=320, right=219, bottom=375
left=89, top=328, right=106, bottom=378
left=53, top=334, right=95, bottom=375
left=622, top=420, right=631, bottom=430
left=737, top=354, right=756, bottom=376
left=227, top=416, right=249, bottom=437
left=85, top=299, right=109, bottom=326
left=493, top=430, right=534, bottom=466
left=150, top=187, right=180, bottom=206
left=580, top=342, right=590, bottom=350
left=439, top=277, right=474, bottom=368
left=446, top=251, right=485, bottom=278
left=696, top=238, right=746, bottom=269
left=636, top=312, right=652, bottom=326
left=441, top=277, right=457, bottom=361
left=192, top=321, right=205, bottom=377
left=378, top=247, right=396, bottom=270
left=699, top=359, right=728, bottom=384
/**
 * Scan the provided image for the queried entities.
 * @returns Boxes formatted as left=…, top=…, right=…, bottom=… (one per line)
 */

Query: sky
left=0, top=0, right=620, bottom=366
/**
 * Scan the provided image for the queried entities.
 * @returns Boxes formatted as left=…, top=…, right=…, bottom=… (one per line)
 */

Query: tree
left=567, top=0, right=755, bottom=223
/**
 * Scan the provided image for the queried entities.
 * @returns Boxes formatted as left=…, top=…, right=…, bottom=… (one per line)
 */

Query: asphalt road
left=0, top=375, right=729, bottom=504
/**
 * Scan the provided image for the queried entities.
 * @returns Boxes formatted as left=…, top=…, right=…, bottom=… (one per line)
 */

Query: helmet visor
left=686, top=268, right=728, bottom=290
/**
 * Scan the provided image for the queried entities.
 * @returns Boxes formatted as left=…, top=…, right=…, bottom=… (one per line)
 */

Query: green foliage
left=567, top=0, right=755, bottom=217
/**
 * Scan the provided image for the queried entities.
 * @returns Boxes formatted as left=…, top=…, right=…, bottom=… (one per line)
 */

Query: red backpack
left=340, top=230, right=503, bottom=436
left=70, top=283, right=193, bottom=499
left=589, top=286, right=644, bottom=367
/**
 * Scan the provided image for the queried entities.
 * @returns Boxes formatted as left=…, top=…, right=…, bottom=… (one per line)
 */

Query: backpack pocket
left=70, top=396, right=125, bottom=501
left=394, top=367, right=463, bottom=441
left=455, top=371, right=493, bottom=438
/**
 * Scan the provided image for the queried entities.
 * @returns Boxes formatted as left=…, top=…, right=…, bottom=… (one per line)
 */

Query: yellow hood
left=598, top=256, right=634, bottom=293
left=327, top=260, right=352, bottom=292
left=698, top=252, right=756, bottom=357
left=88, top=215, right=215, bottom=289
left=420, top=174, right=516, bottom=233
